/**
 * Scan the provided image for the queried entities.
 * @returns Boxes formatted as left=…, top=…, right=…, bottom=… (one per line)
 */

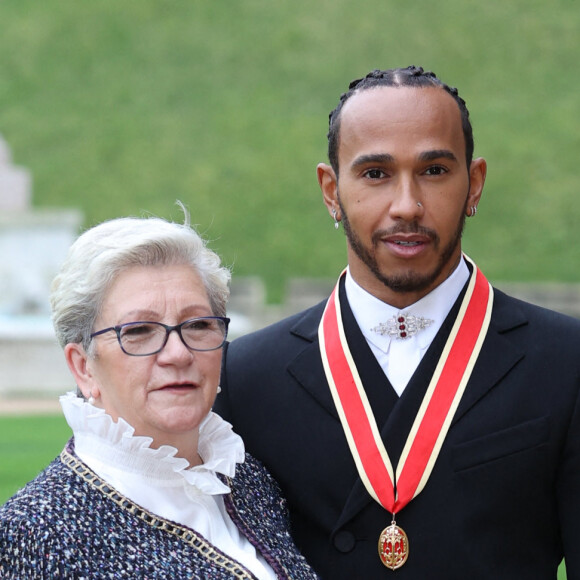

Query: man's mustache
left=371, top=222, right=440, bottom=246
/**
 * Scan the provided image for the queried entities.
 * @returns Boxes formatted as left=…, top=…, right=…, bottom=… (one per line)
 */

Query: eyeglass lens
left=119, top=318, right=227, bottom=355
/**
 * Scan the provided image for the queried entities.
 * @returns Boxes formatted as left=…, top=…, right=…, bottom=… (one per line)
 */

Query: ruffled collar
left=59, top=391, right=245, bottom=495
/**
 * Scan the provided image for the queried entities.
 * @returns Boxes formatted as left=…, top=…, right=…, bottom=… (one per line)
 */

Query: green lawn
left=0, top=0, right=578, bottom=302
left=0, top=414, right=71, bottom=504
left=0, top=414, right=569, bottom=578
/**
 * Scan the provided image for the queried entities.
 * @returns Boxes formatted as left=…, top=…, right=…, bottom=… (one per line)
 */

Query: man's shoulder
left=493, top=286, right=580, bottom=335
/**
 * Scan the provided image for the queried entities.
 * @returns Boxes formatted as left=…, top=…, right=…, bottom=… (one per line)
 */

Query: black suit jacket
left=215, top=287, right=580, bottom=579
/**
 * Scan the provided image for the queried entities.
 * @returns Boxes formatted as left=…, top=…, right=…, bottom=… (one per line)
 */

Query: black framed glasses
left=90, top=316, right=230, bottom=356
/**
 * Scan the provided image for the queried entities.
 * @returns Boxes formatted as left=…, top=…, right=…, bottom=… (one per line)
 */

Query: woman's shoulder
left=0, top=455, right=85, bottom=577
left=1, top=456, right=69, bottom=518
left=0, top=448, right=108, bottom=537
left=1, top=455, right=99, bottom=549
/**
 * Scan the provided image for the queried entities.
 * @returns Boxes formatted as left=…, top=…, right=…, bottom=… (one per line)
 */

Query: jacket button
left=333, top=530, right=356, bottom=552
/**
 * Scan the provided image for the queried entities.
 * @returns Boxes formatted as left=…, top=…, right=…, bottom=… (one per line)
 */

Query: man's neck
left=349, top=254, right=465, bottom=309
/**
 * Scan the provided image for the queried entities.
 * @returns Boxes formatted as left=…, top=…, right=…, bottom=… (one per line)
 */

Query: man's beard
left=338, top=196, right=467, bottom=294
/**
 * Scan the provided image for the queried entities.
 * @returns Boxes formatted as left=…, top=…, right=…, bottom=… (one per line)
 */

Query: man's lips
left=387, top=236, right=428, bottom=247
left=383, top=234, right=431, bottom=247
left=378, top=233, right=434, bottom=258
left=372, top=224, right=438, bottom=248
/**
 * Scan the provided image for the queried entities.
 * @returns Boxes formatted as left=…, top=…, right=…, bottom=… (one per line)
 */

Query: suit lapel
left=286, top=282, right=401, bottom=422
left=286, top=301, right=339, bottom=419
left=452, top=289, right=526, bottom=424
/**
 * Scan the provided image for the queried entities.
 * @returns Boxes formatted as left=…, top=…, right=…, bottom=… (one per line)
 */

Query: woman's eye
left=122, top=324, right=155, bottom=337
left=183, top=319, right=214, bottom=332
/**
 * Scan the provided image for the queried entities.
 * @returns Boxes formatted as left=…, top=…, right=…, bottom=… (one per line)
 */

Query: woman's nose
left=157, top=329, right=194, bottom=364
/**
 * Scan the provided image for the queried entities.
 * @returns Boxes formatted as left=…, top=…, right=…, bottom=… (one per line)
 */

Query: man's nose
left=388, top=176, right=423, bottom=220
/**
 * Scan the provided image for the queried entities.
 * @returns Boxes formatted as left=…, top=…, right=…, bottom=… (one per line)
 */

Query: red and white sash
left=318, top=255, right=493, bottom=514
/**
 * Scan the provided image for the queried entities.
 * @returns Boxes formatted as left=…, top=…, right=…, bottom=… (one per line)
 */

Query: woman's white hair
left=50, top=210, right=230, bottom=352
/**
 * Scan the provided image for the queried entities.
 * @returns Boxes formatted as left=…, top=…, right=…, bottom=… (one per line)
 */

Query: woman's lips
left=156, top=382, right=198, bottom=393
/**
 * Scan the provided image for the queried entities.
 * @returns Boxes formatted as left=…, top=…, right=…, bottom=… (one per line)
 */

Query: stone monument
left=0, top=135, right=82, bottom=398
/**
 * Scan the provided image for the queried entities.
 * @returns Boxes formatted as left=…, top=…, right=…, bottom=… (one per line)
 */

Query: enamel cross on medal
left=378, top=520, right=409, bottom=570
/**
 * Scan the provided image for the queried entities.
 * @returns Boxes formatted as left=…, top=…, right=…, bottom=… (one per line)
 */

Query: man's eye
left=364, top=169, right=386, bottom=179
left=425, top=166, right=447, bottom=176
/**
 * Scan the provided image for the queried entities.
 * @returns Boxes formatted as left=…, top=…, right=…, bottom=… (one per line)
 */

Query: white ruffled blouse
left=59, top=392, right=277, bottom=580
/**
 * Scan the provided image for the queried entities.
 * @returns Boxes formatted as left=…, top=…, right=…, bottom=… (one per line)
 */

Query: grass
left=0, top=0, right=578, bottom=302
left=0, top=414, right=71, bottom=504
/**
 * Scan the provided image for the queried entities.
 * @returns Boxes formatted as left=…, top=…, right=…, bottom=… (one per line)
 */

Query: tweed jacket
left=0, top=440, right=317, bottom=579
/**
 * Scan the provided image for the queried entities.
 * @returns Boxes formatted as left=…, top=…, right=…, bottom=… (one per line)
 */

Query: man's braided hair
left=327, top=65, right=474, bottom=175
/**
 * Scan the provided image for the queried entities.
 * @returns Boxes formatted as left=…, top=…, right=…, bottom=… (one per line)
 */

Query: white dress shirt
left=60, top=392, right=277, bottom=580
left=345, top=259, right=470, bottom=396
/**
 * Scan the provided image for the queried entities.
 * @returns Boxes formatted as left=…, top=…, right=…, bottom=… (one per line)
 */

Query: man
left=214, top=66, right=580, bottom=579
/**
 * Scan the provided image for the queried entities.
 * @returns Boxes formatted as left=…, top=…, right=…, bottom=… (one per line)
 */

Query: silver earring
left=417, top=202, right=423, bottom=208
left=469, top=205, right=477, bottom=217
left=216, top=386, right=222, bottom=394
left=332, top=208, right=340, bottom=230
left=88, top=395, right=95, bottom=405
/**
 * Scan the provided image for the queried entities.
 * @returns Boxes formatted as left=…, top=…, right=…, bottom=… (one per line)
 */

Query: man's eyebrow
left=350, top=150, right=458, bottom=169
left=418, top=149, right=458, bottom=162
left=351, top=153, right=395, bottom=168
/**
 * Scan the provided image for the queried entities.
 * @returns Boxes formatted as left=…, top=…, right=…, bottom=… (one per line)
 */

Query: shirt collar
left=345, top=257, right=470, bottom=352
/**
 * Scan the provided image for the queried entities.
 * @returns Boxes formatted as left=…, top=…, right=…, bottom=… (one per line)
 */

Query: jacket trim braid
left=59, top=448, right=257, bottom=580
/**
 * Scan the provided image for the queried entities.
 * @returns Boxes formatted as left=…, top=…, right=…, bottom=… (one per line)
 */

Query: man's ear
left=317, top=163, right=341, bottom=221
left=466, top=157, right=487, bottom=212
left=64, top=343, right=100, bottom=400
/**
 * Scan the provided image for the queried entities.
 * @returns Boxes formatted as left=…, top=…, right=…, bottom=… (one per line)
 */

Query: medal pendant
left=378, top=522, right=409, bottom=570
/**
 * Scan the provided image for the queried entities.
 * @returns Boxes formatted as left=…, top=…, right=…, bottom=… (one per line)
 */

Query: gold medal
left=378, top=521, right=409, bottom=570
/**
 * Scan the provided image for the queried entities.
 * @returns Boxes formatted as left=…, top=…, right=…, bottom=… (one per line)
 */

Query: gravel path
left=0, top=398, right=62, bottom=415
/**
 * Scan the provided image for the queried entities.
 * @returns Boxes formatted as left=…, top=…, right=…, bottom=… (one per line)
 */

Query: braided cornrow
left=327, top=66, right=474, bottom=174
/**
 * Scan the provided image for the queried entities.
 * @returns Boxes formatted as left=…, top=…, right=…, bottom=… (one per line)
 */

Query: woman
left=0, top=212, right=317, bottom=579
